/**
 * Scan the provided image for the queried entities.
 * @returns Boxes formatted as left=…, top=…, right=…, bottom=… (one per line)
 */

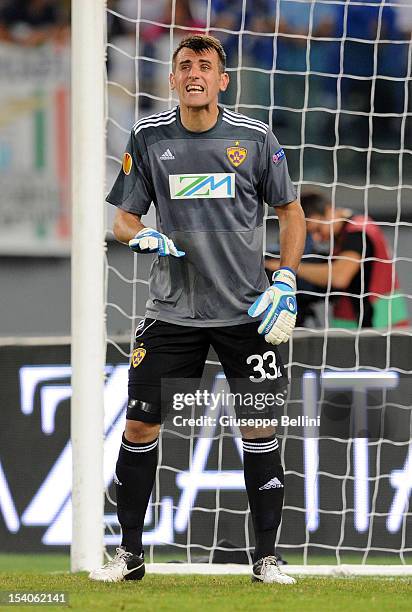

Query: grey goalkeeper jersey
left=107, top=106, right=296, bottom=327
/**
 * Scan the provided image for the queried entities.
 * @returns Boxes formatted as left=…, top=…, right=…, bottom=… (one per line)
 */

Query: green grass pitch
left=0, top=555, right=411, bottom=611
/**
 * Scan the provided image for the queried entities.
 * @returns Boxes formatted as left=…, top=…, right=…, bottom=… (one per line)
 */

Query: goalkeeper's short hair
left=172, top=34, right=227, bottom=73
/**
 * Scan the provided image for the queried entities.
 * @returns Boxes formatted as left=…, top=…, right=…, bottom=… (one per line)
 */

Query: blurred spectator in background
left=210, top=0, right=262, bottom=67
left=323, top=0, right=407, bottom=152
left=208, top=0, right=259, bottom=108
left=106, top=0, right=153, bottom=154
left=107, top=0, right=205, bottom=156
left=271, top=191, right=409, bottom=329
left=210, top=0, right=268, bottom=110
left=105, top=0, right=410, bottom=182
left=0, top=0, right=69, bottom=46
left=396, top=0, right=412, bottom=37
left=248, top=0, right=336, bottom=127
left=265, top=226, right=326, bottom=328
left=394, top=0, right=412, bottom=154
left=107, top=0, right=204, bottom=117
left=148, top=0, right=205, bottom=111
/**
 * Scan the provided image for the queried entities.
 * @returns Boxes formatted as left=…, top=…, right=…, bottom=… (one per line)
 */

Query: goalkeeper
left=90, top=34, right=305, bottom=585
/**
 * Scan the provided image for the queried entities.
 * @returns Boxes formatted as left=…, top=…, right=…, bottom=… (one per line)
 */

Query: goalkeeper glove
left=128, top=227, right=185, bottom=257
left=248, top=267, right=297, bottom=345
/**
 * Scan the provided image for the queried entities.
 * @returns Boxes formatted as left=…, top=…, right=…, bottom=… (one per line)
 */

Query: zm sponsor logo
left=227, top=141, right=247, bottom=167
left=272, top=148, right=285, bottom=165
left=132, top=347, right=146, bottom=368
left=169, top=173, right=235, bottom=199
left=122, top=152, right=132, bottom=175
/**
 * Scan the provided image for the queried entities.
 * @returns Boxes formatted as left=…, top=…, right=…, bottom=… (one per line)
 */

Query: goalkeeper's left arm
left=248, top=200, right=306, bottom=345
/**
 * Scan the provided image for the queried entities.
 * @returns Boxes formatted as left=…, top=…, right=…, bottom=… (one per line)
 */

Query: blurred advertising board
left=0, top=336, right=411, bottom=556
left=0, top=44, right=70, bottom=255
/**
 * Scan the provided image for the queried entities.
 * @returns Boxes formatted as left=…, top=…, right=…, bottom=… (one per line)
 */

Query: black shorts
left=127, top=318, right=288, bottom=423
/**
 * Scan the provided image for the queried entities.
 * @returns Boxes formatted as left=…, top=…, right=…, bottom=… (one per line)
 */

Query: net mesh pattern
left=104, top=0, right=412, bottom=565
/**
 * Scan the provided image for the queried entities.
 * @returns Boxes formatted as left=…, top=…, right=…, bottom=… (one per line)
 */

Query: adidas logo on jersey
left=259, top=477, right=284, bottom=490
left=160, top=148, right=175, bottom=160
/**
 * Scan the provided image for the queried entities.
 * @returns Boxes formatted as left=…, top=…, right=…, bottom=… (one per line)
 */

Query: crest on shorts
left=227, top=141, right=247, bottom=167
left=132, top=347, right=146, bottom=368
left=122, top=152, right=132, bottom=175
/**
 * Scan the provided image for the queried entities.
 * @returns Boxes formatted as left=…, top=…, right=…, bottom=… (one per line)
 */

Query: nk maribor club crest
left=132, top=347, right=146, bottom=367
left=227, top=141, right=247, bottom=167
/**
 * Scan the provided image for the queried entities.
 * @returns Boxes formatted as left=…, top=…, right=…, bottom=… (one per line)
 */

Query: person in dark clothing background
left=266, top=191, right=408, bottom=329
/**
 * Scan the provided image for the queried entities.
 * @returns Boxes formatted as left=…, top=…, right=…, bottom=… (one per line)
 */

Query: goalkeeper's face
left=170, top=48, right=229, bottom=110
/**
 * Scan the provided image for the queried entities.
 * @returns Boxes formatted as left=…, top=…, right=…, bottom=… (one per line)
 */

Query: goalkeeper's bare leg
left=89, top=419, right=160, bottom=582
left=241, top=423, right=296, bottom=585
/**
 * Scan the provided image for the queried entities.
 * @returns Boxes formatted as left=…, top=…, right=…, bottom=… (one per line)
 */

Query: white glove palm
left=128, top=228, right=185, bottom=257
left=248, top=268, right=297, bottom=345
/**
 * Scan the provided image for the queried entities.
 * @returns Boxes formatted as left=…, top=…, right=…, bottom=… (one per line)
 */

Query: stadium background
left=1, top=0, right=412, bottom=567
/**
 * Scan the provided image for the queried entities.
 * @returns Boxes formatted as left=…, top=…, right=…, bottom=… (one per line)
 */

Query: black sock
left=242, top=435, right=284, bottom=563
left=115, top=434, right=158, bottom=555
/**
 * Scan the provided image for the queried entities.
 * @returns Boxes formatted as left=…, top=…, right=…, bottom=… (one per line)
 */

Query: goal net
left=102, top=0, right=412, bottom=571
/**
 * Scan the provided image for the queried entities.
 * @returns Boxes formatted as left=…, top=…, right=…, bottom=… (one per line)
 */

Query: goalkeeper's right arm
left=113, top=208, right=146, bottom=244
left=113, top=209, right=185, bottom=258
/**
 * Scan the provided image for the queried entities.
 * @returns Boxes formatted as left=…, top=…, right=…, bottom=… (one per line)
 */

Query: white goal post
left=145, top=562, right=412, bottom=577
left=71, top=0, right=106, bottom=572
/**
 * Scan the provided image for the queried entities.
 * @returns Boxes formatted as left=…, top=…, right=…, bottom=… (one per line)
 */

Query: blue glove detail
left=248, top=267, right=297, bottom=345
left=128, top=228, right=185, bottom=257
